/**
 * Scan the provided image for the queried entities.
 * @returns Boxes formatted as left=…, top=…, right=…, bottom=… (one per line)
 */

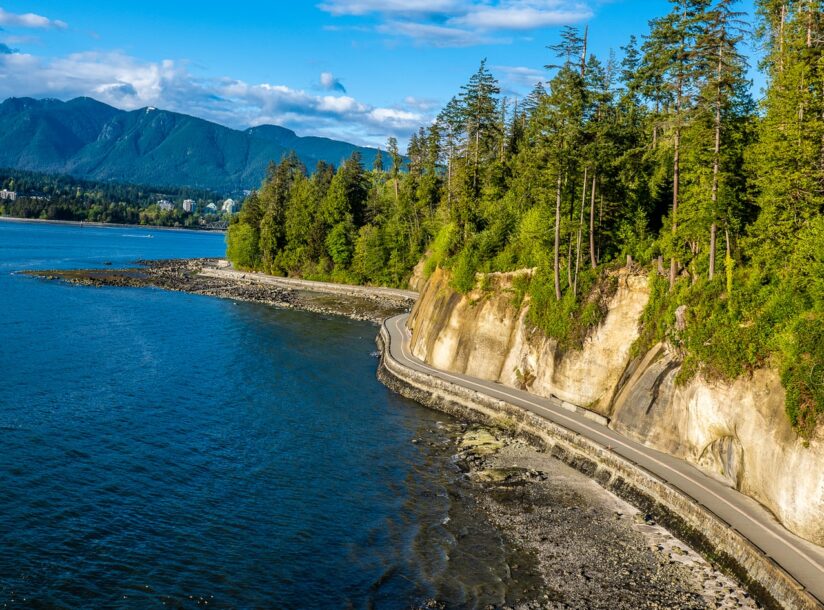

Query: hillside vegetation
left=0, top=169, right=221, bottom=227
left=227, top=0, right=823, bottom=435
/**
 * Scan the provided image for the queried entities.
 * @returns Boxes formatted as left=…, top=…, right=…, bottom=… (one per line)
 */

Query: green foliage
left=225, top=222, right=259, bottom=270
left=528, top=267, right=619, bottom=350
left=449, top=247, right=480, bottom=294
left=424, top=222, right=459, bottom=277
left=325, top=221, right=355, bottom=267
left=633, top=261, right=823, bottom=437
left=223, top=7, right=823, bottom=433
left=779, top=314, right=824, bottom=436
left=352, top=224, right=387, bottom=282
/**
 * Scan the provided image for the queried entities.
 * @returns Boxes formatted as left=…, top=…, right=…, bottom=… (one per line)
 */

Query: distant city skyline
left=0, top=1, right=761, bottom=146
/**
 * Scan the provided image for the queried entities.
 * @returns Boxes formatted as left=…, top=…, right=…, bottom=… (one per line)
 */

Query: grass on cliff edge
left=442, top=246, right=822, bottom=438
left=633, top=269, right=823, bottom=438
left=445, top=259, right=621, bottom=353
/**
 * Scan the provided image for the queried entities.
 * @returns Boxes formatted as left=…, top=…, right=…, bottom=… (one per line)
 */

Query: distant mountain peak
left=0, top=96, right=390, bottom=192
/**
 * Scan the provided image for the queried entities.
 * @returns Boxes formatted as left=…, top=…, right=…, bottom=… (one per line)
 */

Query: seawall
left=376, top=323, right=823, bottom=610
left=407, top=267, right=824, bottom=547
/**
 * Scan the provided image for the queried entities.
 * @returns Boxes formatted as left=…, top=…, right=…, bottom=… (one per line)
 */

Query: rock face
left=408, top=267, right=824, bottom=546
left=409, top=267, right=650, bottom=413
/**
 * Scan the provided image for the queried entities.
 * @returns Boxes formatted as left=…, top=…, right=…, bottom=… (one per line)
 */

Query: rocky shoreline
left=438, top=422, right=760, bottom=609
left=27, top=258, right=764, bottom=608
left=25, top=258, right=413, bottom=323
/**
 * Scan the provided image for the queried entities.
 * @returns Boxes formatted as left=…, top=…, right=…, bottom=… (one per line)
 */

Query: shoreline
left=0, top=215, right=226, bottom=234
left=376, top=320, right=823, bottom=610
left=25, top=258, right=416, bottom=323
left=21, top=254, right=815, bottom=607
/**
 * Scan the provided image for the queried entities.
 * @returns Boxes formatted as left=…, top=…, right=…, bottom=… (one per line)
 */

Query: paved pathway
left=201, top=265, right=418, bottom=301
left=384, top=313, right=824, bottom=607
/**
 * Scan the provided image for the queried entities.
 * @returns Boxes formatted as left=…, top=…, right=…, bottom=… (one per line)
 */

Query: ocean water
left=0, top=221, right=525, bottom=609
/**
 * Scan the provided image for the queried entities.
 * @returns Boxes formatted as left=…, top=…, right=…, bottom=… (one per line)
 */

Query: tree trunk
left=589, top=171, right=597, bottom=269
left=473, top=129, right=480, bottom=191
left=574, top=167, right=587, bottom=295
left=670, top=124, right=680, bottom=289
left=806, top=2, right=813, bottom=48
left=725, top=227, right=733, bottom=299
left=653, top=100, right=659, bottom=148
left=597, top=191, right=603, bottom=263
left=709, top=48, right=723, bottom=281
left=554, top=172, right=563, bottom=301
left=447, top=145, right=453, bottom=210
left=566, top=172, right=573, bottom=290
left=670, top=74, right=683, bottom=290
left=779, top=4, right=786, bottom=74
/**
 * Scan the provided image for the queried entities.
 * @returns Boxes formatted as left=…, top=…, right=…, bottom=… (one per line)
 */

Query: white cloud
left=494, top=65, right=545, bottom=88
left=319, top=0, right=592, bottom=46
left=377, top=20, right=505, bottom=47
left=454, top=2, right=592, bottom=30
left=318, top=0, right=462, bottom=16
left=403, top=95, right=439, bottom=111
left=0, top=50, right=427, bottom=146
left=319, top=71, right=346, bottom=93
left=0, top=7, right=67, bottom=29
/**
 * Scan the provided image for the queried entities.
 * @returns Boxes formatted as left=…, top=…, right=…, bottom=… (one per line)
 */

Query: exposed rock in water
left=445, top=423, right=760, bottom=609
left=22, top=259, right=413, bottom=323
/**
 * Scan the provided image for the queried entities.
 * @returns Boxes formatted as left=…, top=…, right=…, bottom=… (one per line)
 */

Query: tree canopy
left=227, top=0, right=823, bottom=435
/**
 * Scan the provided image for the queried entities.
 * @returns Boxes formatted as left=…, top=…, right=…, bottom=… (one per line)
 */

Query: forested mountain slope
left=0, top=97, right=389, bottom=191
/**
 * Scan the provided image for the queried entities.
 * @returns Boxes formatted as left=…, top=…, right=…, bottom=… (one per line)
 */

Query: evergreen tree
left=459, top=59, right=502, bottom=193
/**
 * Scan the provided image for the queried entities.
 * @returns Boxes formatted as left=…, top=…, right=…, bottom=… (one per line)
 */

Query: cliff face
left=408, top=267, right=824, bottom=545
left=409, top=268, right=650, bottom=413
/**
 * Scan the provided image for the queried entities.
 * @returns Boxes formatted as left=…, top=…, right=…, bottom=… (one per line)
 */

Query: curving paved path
left=384, top=313, right=824, bottom=607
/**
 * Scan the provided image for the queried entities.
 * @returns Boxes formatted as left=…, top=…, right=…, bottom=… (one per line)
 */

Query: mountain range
left=0, top=97, right=390, bottom=193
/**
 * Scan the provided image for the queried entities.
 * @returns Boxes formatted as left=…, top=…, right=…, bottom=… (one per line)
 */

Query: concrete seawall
left=376, top=324, right=823, bottom=610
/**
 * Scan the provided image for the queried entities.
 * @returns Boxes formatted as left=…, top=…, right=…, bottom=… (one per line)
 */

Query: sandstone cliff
left=407, top=267, right=824, bottom=546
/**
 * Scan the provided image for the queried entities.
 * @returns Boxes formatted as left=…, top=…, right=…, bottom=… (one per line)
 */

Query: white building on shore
left=182, top=199, right=196, bottom=213
left=157, top=199, right=174, bottom=212
left=0, top=189, right=17, bottom=201
left=221, top=198, right=237, bottom=214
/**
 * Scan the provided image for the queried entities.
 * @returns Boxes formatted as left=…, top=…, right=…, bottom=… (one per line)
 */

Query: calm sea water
left=0, top=221, right=526, bottom=609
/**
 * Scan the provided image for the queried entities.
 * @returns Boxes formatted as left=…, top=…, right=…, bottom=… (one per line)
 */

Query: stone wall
left=377, top=325, right=822, bottom=610
left=406, top=267, right=824, bottom=547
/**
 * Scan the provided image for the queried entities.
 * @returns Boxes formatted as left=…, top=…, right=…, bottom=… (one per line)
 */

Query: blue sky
left=0, top=1, right=760, bottom=146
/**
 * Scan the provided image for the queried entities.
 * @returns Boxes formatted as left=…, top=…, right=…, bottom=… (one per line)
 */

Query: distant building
left=182, top=199, right=196, bottom=213
left=205, top=202, right=218, bottom=213
left=0, top=189, right=17, bottom=201
left=157, top=199, right=174, bottom=212
left=221, top=198, right=237, bottom=214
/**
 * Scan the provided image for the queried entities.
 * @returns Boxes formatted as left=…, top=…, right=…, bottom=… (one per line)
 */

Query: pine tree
left=387, top=136, right=401, bottom=204
left=534, top=63, right=587, bottom=299
left=459, top=59, right=501, bottom=194
left=645, top=0, right=706, bottom=288
left=750, top=0, right=823, bottom=267
left=693, top=0, right=751, bottom=280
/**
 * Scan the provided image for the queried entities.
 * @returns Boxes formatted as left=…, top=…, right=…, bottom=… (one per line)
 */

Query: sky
left=0, top=0, right=760, bottom=147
